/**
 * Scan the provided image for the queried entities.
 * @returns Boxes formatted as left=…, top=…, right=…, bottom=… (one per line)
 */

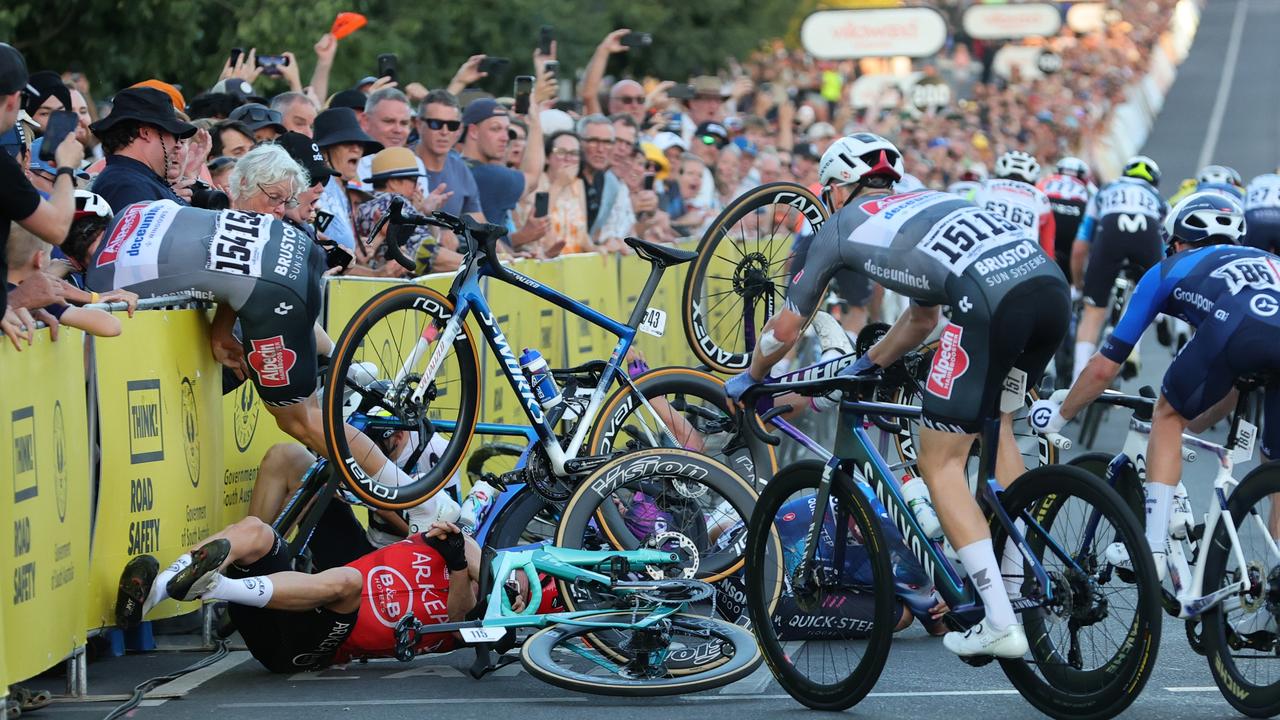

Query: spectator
left=806, top=121, right=837, bottom=156
left=506, top=118, right=527, bottom=169
left=413, top=90, right=483, bottom=221
left=272, top=92, right=318, bottom=137
left=229, top=103, right=286, bottom=143
left=685, top=76, right=727, bottom=138
left=607, top=80, right=648, bottom=126
left=790, top=142, right=820, bottom=187
left=755, top=150, right=786, bottom=185
left=354, top=147, right=462, bottom=275
left=207, top=155, right=235, bottom=190
left=23, top=70, right=71, bottom=132
left=459, top=98, right=546, bottom=249
left=513, top=130, right=585, bottom=256
left=227, top=143, right=307, bottom=221
left=186, top=92, right=241, bottom=121
left=130, top=79, right=185, bottom=112
left=610, top=114, right=639, bottom=168
left=313, top=107, right=380, bottom=251
left=89, top=87, right=194, bottom=212
left=577, top=114, right=633, bottom=252
left=664, top=153, right=716, bottom=236
left=579, top=29, right=645, bottom=122
left=0, top=42, right=84, bottom=349
left=275, top=132, right=342, bottom=246
left=28, top=137, right=89, bottom=195
left=211, top=120, right=255, bottom=159
left=67, top=87, right=98, bottom=159
left=356, top=88, right=427, bottom=195
left=6, top=224, right=120, bottom=337
left=691, top=121, right=728, bottom=170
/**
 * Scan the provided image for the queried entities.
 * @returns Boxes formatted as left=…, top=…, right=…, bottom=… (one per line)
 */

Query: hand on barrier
left=98, top=289, right=139, bottom=317
left=2, top=304, right=32, bottom=349
left=211, top=333, right=248, bottom=380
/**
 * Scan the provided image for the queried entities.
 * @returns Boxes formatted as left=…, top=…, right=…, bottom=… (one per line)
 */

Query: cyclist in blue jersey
left=1029, top=191, right=1280, bottom=573
left=1244, top=170, right=1280, bottom=253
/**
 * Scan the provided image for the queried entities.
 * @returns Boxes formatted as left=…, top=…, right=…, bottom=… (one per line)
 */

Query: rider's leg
left=1144, top=398, right=1187, bottom=557
left=248, top=442, right=316, bottom=522
left=144, top=516, right=281, bottom=613
left=1073, top=304, right=1106, bottom=382
left=995, top=412, right=1027, bottom=487
left=208, top=567, right=362, bottom=613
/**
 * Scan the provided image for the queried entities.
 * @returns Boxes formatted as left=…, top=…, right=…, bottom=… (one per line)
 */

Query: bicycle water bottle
left=519, top=348, right=563, bottom=409
left=459, top=479, right=498, bottom=534
left=901, top=476, right=943, bottom=541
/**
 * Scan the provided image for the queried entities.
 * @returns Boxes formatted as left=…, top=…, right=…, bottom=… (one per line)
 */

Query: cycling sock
left=957, top=539, right=1016, bottom=631
left=1072, top=341, right=1096, bottom=382
left=145, top=553, right=192, bottom=614
left=1000, top=520, right=1027, bottom=596
left=205, top=574, right=273, bottom=608
left=1145, top=482, right=1175, bottom=554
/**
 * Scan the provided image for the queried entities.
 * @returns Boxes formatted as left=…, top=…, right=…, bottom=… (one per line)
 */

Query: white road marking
left=222, top=697, right=590, bottom=708
left=155, top=651, right=252, bottom=696
left=1197, top=0, right=1250, bottom=169
left=1165, top=686, right=1219, bottom=693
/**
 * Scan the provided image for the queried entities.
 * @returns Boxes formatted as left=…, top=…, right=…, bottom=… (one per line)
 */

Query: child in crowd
left=6, top=223, right=121, bottom=337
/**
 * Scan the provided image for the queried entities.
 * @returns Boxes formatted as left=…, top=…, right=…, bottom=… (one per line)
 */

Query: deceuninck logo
left=127, top=379, right=164, bottom=464
left=181, top=377, right=201, bottom=488
left=12, top=405, right=37, bottom=503
left=53, top=401, right=68, bottom=522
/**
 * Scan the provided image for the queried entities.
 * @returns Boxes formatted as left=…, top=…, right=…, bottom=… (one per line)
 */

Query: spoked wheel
left=323, top=284, right=480, bottom=509
left=1201, top=462, right=1280, bottom=717
left=588, top=366, right=778, bottom=489
left=519, top=610, right=761, bottom=696
left=745, top=460, right=896, bottom=711
left=994, top=465, right=1161, bottom=720
left=682, top=182, right=828, bottom=374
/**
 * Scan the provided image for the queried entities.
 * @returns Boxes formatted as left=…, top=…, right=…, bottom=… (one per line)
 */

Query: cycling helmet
left=1196, top=164, right=1243, bottom=188
left=958, top=162, right=988, bottom=182
left=1055, top=156, right=1090, bottom=181
left=74, top=190, right=112, bottom=221
left=1163, top=191, right=1245, bottom=248
left=1122, top=155, right=1161, bottom=187
left=1196, top=181, right=1245, bottom=202
left=63, top=190, right=114, bottom=268
left=993, top=150, right=1041, bottom=184
left=818, top=132, right=904, bottom=191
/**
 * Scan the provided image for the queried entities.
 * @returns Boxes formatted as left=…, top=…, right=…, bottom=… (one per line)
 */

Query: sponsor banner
left=220, top=382, right=293, bottom=528
left=89, top=309, right=222, bottom=628
left=1066, top=2, right=1111, bottom=34
left=962, top=3, right=1062, bottom=40
left=557, top=253, right=622, bottom=366
left=0, top=329, right=91, bottom=681
left=801, top=8, right=948, bottom=60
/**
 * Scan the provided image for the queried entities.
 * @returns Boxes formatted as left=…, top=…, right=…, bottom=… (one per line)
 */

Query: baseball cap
left=806, top=121, right=836, bottom=141
left=327, top=89, right=368, bottom=112
left=210, top=78, right=257, bottom=104
left=364, top=146, right=424, bottom=183
left=276, top=131, right=341, bottom=188
left=229, top=103, right=286, bottom=134
left=793, top=142, right=820, bottom=161
left=29, top=137, right=89, bottom=179
left=462, top=98, right=508, bottom=127
left=0, top=121, right=25, bottom=158
left=0, top=43, right=36, bottom=96
left=695, top=121, right=729, bottom=148
left=653, top=131, right=686, bottom=153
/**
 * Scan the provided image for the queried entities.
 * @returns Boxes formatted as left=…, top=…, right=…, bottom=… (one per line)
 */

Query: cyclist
left=1029, top=192, right=1277, bottom=574
left=1244, top=169, right=1280, bottom=253
left=945, top=164, right=986, bottom=198
left=971, top=150, right=1055, bottom=256
left=1038, top=157, right=1095, bottom=280
left=1069, top=155, right=1167, bottom=382
left=1168, top=165, right=1245, bottom=206
left=726, top=132, right=1071, bottom=658
left=67, top=157, right=460, bottom=529
left=114, top=515, right=520, bottom=673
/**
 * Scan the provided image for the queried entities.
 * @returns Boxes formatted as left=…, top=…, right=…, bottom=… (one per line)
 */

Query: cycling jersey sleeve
left=1039, top=211, right=1056, bottom=255
left=1075, top=195, right=1098, bottom=243
left=784, top=216, right=847, bottom=319
left=1099, top=264, right=1171, bottom=362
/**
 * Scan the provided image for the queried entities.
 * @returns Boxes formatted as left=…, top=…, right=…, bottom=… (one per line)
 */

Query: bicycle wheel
left=1201, top=462, right=1280, bottom=717
left=487, top=486, right=559, bottom=550
left=682, top=182, right=828, bottom=374
left=587, top=366, right=778, bottom=488
left=323, top=284, right=480, bottom=509
left=519, top=610, right=760, bottom=696
left=745, top=460, right=897, bottom=711
left=994, top=465, right=1161, bottom=720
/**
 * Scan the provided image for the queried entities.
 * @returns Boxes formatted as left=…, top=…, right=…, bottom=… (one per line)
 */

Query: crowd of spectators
left=1, top=1, right=1179, bottom=348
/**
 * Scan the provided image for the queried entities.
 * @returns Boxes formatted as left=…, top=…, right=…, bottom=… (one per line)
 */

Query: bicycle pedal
left=958, top=654, right=995, bottom=668
left=1190, top=523, right=1205, bottom=542
left=481, top=472, right=507, bottom=493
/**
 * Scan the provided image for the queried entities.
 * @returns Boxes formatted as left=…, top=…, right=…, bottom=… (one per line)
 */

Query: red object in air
left=331, top=12, right=368, bottom=40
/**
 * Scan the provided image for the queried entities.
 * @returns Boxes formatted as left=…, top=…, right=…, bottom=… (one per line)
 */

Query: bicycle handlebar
left=371, top=200, right=512, bottom=276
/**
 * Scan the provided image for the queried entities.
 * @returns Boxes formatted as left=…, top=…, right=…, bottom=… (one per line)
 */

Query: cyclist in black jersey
left=725, top=133, right=1070, bottom=658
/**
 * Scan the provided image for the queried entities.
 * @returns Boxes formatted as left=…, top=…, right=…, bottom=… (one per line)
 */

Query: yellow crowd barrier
left=2, top=244, right=701, bottom=688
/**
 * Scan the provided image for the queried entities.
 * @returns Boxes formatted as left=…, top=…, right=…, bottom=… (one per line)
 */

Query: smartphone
left=534, top=192, right=549, bottom=218
left=513, top=75, right=534, bottom=115
left=643, top=173, right=655, bottom=191
left=543, top=60, right=559, bottom=80
left=39, top=110, right=79, bottom=163
left=478, top=57, right=510, bottom=75
left=257, top=54, right=288, bottom=77
left=313, top=210, right=334, bottom=234
left=539, top=26, right=554, bottom=55
left=377, top=53, right=398, bottom=83
left=229, top=47, right=245, bottom=67
left=621, top=32, right=652, bottom=48
left=668, top=84, right=694, bottom=100
left=325, top=243, right=354, bottom=270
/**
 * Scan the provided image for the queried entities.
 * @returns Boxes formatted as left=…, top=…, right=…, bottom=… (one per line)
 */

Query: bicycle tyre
left=745, top=460, right=896, bottom=711
left=1201, top=461, right=1280, bottom=718
left=323, top=284, right=480, bottom=509
left=519, top=610, right=761, bottom=696
left=587, top=366, right=778, bottom=488
left=487, top=486, right=558, bottom=550
left=994, top=465, right=1161, bottom=720
left=682, top=182, right=828, bottom=374
left=1066, top=452, right=1144, bottom=522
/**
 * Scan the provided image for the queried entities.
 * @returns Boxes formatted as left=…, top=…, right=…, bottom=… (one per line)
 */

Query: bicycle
left=1068, top=379, right=1280, bottom=717
left=739, top=372, right=1162, bottom=718
left=387, top=541, right=761, bottom=695
left=1078, top=261, right=1142, bottom=448
left=320, top=202, right=703, bottom=510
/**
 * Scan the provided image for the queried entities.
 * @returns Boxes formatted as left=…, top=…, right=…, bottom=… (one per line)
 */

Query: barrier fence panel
left=0, top=329, right=92, bottom=682
left=220, top=382, right=293, bottom=529
left=87, top=308, right=223, bottom=630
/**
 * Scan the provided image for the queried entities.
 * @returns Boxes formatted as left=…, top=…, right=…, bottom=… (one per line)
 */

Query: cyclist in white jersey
left=971, top=151, right=1055, bottom=256
left=1244, top=171, right=1280, bottom=254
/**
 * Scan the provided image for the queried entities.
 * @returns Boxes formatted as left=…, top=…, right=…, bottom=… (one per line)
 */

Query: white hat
left=654, top=131, right=686, bottom=153
left=539, top=108, right=574, bottom=136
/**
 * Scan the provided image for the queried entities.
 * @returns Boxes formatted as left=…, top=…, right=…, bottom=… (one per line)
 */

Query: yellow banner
left=220, top=382, right=293, bottom=528
left=87, top=309, right=223, bottom=629
left=0, top=329, right=91, bottom=681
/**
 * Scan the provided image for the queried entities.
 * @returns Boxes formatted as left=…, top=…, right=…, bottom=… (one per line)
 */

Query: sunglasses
left=614, top=95, right=645, bottom=105
left=699, top=135, right=724, bottom=147
left=421, top=118, right=461, bottom=132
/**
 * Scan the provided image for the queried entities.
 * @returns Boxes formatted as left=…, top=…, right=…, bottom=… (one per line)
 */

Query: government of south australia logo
left=53, top=401, right=68, bottom=522
left=181, top=377, right=200, bottom=487
left=233, top=383, right=259, bottom=452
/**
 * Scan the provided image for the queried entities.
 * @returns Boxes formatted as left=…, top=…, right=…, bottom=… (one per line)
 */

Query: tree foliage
left=0, top=0, right=807, bottom=99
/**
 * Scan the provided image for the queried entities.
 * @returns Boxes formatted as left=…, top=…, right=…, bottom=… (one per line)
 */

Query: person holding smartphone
left=512, top=130, right=584, bottom=257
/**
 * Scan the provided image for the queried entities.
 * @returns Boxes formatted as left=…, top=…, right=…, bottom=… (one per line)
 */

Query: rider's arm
left=1070, top=240, right=1089, bottom=290
left=1038, top=210, right=1055, bottom=255
left=446, top=534, right=481, bottom=621
left=866, top=303, right=940, bottom=368
left=747, top=307, right=805, bottom=381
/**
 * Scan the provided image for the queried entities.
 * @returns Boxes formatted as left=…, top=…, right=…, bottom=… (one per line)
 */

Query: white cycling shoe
left=943, top=618, right=1028, bottom=658
left=407, top=492, right=461, bottom=534
left=1104, top=542, right=1168, bottom=583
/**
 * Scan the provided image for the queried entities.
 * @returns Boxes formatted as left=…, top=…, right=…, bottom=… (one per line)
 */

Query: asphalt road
left=28, top=1, right=1280, bottom=718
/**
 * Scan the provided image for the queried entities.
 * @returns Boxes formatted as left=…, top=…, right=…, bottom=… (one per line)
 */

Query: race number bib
left=208, top=210, right=272, bottom=277
left=1247, top=183, right=1280, bottom=210
left=920, top=206, right=1023, bottom=275
left=983, top=200, right=1037, bottom=230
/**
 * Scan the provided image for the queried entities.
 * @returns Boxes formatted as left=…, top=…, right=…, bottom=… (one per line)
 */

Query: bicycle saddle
left=624, top=237, right=697, bottom=268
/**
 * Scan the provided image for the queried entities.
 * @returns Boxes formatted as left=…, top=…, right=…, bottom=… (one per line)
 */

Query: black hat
left=90, top=87, right=197, bottom=138
left=312, top=107, right=381, bottom=153
left=276, top=131, right=340, bottom=187
left=793, top=142, right=821, bottom=161
left=694, top=121, right=729, bottom=149
left=23, top=70, right=71, bottom=116
left=228, top=103, right=286, bottom=134
left=0, top=43, right=36, bottom=96
left=328, top=89, right=368, bottom=113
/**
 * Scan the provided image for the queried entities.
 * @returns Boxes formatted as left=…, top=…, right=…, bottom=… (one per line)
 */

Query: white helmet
left=994, top=150, right=1041, bottom=184
left=818, top=132, right=904, bottom=190
left=1055, top=156, right=1090, bottom=182
left=73, top=189, right=113, bottom=221
left=1196, top=164, right=1243, bottom=188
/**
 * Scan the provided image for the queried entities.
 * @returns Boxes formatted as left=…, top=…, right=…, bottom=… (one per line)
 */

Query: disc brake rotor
left=645, top=532, right=700, bottom=579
